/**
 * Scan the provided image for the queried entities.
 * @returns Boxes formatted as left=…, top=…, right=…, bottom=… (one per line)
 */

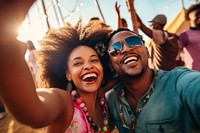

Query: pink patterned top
left=65, top=103, right=94, bottom=133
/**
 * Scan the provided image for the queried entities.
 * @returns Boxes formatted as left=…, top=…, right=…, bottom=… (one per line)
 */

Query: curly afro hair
left=36, top=21, right=113, bottom=90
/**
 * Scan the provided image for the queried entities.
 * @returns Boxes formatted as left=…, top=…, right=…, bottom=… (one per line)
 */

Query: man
left=136, top=14, right=181, bottom=71
left=179, top=3, right=200, bottom=71
left=106, top=28, right=200, bottom=133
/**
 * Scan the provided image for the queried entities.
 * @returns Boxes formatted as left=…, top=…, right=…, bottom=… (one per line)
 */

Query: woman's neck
left=78, top=90, right=98, bottom=111
left=75, top=90, right=105, bottom=130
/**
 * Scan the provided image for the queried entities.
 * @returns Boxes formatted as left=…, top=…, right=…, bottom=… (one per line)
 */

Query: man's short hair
left=185, top=2, right=200, bottom=20
left=109, top=28, right=144, bottom=43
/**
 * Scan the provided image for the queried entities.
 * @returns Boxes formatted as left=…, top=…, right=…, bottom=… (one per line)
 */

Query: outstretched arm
left=0, top=0, right=73, bottom=128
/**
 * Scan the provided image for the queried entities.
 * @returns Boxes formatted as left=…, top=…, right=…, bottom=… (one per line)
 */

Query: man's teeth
left=124, top=57, right=137, bottom=64
left=82, top=73, right=97, bottom=80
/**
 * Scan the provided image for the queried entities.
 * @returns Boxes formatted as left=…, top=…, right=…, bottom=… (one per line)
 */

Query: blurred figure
left=115, top=1, right=128, bottom=28
left=136, top=13, right=182, bottom=71
left=121, top=18, right=128, bottom=28
left=25, top=40, right=38, bottom=84
left=179, top=3, right=200, bottom=71
left=89, top=17, right=101, bottom=22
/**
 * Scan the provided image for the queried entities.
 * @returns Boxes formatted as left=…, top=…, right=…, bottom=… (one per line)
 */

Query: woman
left=1, top=1, right=117, bottom=132
left=1, top=23, right=112, bottom=133
left=36, top=23, right=112, bottom=132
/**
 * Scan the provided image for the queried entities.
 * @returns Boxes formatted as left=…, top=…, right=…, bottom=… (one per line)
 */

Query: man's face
left=107, top=31, right=149, bottom=79
left=149, top=22, right=161, bottom=30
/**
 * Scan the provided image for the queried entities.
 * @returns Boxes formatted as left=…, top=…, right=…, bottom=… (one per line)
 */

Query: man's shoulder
left=158, top=66, right=197, bottom=79
left=156, top=67, right=190, bottom=77
left=106, top=82, right=122, bottom=100
left=106, top=82, right=122, bottom=93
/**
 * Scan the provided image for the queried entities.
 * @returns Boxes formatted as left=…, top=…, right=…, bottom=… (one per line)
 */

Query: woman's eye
left=91, top=59, right=100, bottom=62
left=73, top=62, right=82, bottom=66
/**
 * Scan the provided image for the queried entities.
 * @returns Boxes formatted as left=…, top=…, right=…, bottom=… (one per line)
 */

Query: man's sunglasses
left=108, top=35, right=143, bottom=56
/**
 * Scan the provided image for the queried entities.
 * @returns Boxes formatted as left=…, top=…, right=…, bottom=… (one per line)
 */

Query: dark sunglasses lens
left=109, top=42, right=122, bottom=52
left=109, top=50, right=120, bottom=56
left=125, top=36, right=143, bottom=47
left=108, top=42, right=122, bottom=56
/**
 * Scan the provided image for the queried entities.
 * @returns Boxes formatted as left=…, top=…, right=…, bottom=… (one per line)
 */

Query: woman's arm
left=0, top=38, right=74, bottom=128
left=0, top=0, right=73, bottom=128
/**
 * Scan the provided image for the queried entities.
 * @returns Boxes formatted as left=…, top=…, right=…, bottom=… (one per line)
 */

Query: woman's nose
left=83, top=62, right=93, bottom=70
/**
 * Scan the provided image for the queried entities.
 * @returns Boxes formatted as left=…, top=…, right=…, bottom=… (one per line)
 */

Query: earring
left=113, top=73, right=118, bottom=78
left=66, top=81, right=72, bottom=92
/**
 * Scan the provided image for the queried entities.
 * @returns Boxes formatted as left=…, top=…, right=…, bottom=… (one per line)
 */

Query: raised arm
left=115, top=1, right=123, bottom=28
left=136, top=14, right=153, bottom=38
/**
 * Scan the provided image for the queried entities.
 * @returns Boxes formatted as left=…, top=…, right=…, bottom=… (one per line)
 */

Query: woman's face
left=66, top=45, right=103, bottom=93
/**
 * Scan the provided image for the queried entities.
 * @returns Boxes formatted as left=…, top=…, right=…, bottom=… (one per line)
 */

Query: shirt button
left=159, top=125, right=164, bottom=133
left=128, top=110, right=132, bottom=115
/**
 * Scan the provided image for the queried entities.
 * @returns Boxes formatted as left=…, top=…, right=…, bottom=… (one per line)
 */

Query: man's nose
left=121, top=42, right=133, bottom=53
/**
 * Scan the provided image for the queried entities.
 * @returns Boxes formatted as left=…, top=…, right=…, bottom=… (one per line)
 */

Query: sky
left=17, top=0, right=196, bottom=48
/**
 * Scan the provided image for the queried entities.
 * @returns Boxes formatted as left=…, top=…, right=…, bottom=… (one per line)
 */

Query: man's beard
left=123, top=66, right=146, bottom=79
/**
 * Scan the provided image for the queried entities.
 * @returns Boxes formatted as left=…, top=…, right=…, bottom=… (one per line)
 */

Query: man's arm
left=136, top=14, right=153, bottom=38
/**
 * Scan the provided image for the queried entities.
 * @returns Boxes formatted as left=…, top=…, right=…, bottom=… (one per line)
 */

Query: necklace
left=71, top=90, right=109, bottom=133
left=119, top=70, right=157, bottom=132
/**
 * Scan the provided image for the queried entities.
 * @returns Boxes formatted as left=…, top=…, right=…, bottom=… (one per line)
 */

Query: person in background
left=115, top=1, right=128, bottom=28
left=89, top=17, right=101, bottom=22
left=136, top=13, right=182, bottom=71
left=179, top=2, right=200, bottom=71
left=106, top=28, right=200, bottom=132
left=25, top=40, right=38, bottom=84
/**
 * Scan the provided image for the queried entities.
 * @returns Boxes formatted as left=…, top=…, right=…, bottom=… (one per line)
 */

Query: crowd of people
left=0, top=0, right=200, bottom=133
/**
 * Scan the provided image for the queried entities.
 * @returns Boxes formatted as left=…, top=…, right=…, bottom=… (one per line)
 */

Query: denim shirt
left=106, top=67, right=200, bottom=133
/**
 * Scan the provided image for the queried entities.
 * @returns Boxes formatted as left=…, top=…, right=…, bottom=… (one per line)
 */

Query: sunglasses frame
left=108, top=35, right=143, bottom=56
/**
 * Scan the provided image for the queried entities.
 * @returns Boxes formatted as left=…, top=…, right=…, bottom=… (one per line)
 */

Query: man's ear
left=145, top=47, right=151, bottom=58
left=66, top=71, right=72, bottom=81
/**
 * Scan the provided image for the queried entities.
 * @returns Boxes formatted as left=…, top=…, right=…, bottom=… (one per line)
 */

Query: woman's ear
left=66, top=71, right=72, bottom=81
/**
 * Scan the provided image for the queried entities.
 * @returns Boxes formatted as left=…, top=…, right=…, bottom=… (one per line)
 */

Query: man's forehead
left=109, top=31, right=137, bottom=44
